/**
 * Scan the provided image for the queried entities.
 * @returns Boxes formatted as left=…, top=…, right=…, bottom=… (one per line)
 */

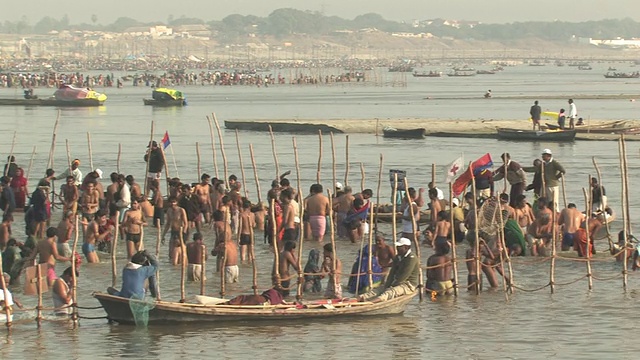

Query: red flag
left=161, top=131, right=170, bottom=150
left=452, top=153, right=493, bottom=196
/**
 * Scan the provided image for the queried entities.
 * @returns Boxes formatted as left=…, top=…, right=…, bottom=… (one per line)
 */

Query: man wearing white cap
left=358, top=237, right=419, bottom=303
left=540, top=149, right=565, bottom=211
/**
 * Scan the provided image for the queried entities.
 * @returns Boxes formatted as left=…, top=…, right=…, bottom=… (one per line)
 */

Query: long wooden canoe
left=382, top=127, right=427, bottom=139
left=496, top=128, right=577, bottom=141
left=93, top=291, right=417, bottom=324
left=143, top=98, right=186, bottom=106
left=0, top=98, right=104, bottom=107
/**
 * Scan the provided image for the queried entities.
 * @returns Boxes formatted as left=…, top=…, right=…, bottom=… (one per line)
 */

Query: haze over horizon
left=3, top=0, right=639, bottom=25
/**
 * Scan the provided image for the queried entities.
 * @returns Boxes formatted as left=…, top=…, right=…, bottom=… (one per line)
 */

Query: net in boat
left=128, top=294, right=155, bottom=327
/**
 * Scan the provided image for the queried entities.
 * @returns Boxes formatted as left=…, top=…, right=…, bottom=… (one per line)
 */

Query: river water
left=1, top=63, right=640, bottom=359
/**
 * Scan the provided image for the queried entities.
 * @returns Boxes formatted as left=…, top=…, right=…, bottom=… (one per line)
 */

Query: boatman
left=493, top=153, right=527, bottom=208
left=144, top=141, right=165, bottom=197
left=568, top=99, right=578, bottom=129
left=358, top=237, right=419, bottom=303
left=530, top=100, right=542, bottom=130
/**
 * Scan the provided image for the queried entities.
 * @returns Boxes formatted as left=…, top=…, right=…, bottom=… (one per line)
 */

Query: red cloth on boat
left=573, top=228, right=591, bottom=257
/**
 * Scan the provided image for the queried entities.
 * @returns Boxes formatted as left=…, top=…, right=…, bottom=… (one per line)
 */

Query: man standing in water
left=163, top=196, right=188, bottom=265
left=568, top=99, right=578, bottom=129
left=274, top=240, right=300, bottom=297
left=558, top=203, right=584, bottom=251
left=530, top=100, right=542, bottom=130
left=83, top=211, right=111, bottom=263
left=492, top=153, right=527, bottom=208
left=144, top=141, right=165, bottom=196
left=540, top=149, right=566, bottom=211
left=305, top=184, right=330, bottom=242
left=29, top=227, right=71, bottom=286
left=123, top=199, right=146, bottom=259
left=186, top=232, right=206, bottom=282
left=194, top=174, right=212, bottom=225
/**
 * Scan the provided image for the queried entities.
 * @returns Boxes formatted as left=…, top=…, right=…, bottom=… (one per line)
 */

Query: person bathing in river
left=426, top=239, right=453, bottom=296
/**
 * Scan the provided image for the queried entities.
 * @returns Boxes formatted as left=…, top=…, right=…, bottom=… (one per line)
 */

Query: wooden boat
left=544, top=123, right=640, bottom=134
left=0, top=98, right=104, bottom=107
left=496, top=128, right=577, bottom=141
left=604, top=72, right=640, bottom=78
left=388, top=65, right=414, bottom=72
left=447, top=71, right=475, bottom=77
left=143, top=98, right=186, bottom=106
left=412, top=71, right=441, bottom=77
left=578, top=65, right=593, bottom=70
left=382, top=127, right=427, bottom=139
left=476, top=70, right=496, bottom=75
left=93, top=291, right=417, bottom=324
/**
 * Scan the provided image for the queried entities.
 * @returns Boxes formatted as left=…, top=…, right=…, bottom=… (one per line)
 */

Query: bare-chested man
left=374, top=235, right=396, bottom=271
left=498, top=193, right=516, bottom=220
left=126, top=175, right=142, bottom=202
left=238, top=198, right=256, bottom=263
left=426, top=239, right=453, bottom=296
left=186, top=232, right=207, bottom=281
left=514, top=194, right=535, bottom=235
left=305, top=184, right=330, bottom=242
left=123, top=199, right=147, bottom=259
left=528, top=197, right=553, bottom=256
left=279, top=188, right=297, bottom=242
left=428, top=188, right=442, bottom=231
left=215, top=232, right=239, bottom=283
left=81, top=181, right=100, bottom=222
left=558, top=203, right=585, bottom=251
left=273, top=240, right=300, bottom=297
left=83, top=211, right=111, bottom=263
left=60, top=176, right=79, bottom=217
left=105, top=172, right=119, bottom=222
left=162, top=196, right=189, bottom=265
left=434, top=211, right=451, bottom=248
left=194, top=174, right=212, bottom=224
left=56, top=212, right=74, bottom=258
left=334, top=186, right=354, bottom=238
left=29, top=227, right=71, bottom=286
left=0, top=214, right=12, bottom=251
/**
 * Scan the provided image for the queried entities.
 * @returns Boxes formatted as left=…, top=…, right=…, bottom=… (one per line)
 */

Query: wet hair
left=435, top=239, right=450, bottom=255
left=284, top=241, right=296, bottom=251
left=131, top=251, right=149, bottom=265
left=201, top=173, right=210, bottom=181
left=310, top=183, right=323, bottom=194
left=62, top=267, right=79, bottom=278
left=46, top=168, right=55, bottom=177
left=168, top=196, right=178, bottom=203
left=568, top=203, right=576, bottom=209
left=515, top=194, right=527, bottom=204
left=538, top=198, right=548, bottom=207
left=125, top=175, right=134, bottom=183
left=499, top=193, right=509, bottom=202
left=110, top=172, right=118, bottom=182
left=362, top=189, right=373, bottom=197
left=280, top=188, right=293, bottom=200
left=117, top=174, right=125, bottom=182
left=280, top=178, right=290, bottom=187
left=221, top=195, right=230, bottom=204
left=228, top=174, right=238, bottom=182
left=437, top=210, right=447, bottom=220
left=46, top=227, right=57, bottom=238
left=96, top=209, right=107, bottom=218
left=323, top=243, right=333, bottom=253
left=408, top=187, right=416, bottom=198
left=66, top=175, right=75, bottom=182
left=212, top=210, right=224, bottom=222
left=353, top=198, right=364, bottom=209
left=193, top=232, right=203, bottom=241
left=242, top=198, right=251, bottom=209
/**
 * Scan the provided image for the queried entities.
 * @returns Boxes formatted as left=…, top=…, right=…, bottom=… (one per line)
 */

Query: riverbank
left=225, top=119, right=640, bottom=141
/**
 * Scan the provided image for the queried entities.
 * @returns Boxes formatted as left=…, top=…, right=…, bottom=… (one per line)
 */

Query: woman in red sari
left=10, top=167, right=28, bottom=210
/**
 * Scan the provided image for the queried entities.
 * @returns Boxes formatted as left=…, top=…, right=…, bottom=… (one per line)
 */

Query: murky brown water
left=1, top=66, right=640, bottom=358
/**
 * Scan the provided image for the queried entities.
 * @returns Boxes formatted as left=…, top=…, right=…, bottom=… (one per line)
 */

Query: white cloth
left=569, top=103, right=577, bottom=119
left=116, top=183, right=131, bottom=208
left=225, top=265, right=239, bottom=283
left=0, top=289, right=14, bottom=323
left=402, top=202, right=418, bottom=233
left=436, top=188, right=444, bottom=200
left=58, top=168, right=83, bottom=186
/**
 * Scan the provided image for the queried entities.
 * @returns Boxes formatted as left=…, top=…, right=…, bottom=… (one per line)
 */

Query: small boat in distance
left=578, top=65, right=593, bottom=70
left=388, top=65, right=414, bottom=72
left=412, top=71, right=442, bottom=77
left=0, top=84, right=107, bottom=107
left=143, top=88, right=187, bottom=106
left=447, top=70, right=476, bottom=77
left=496, top=128, right=577, bottom=142
left=604, top=72, right=640, bottom=79
left=382, top=127, right=427, bottom=139
left=476, top=70, right=496, bottom=75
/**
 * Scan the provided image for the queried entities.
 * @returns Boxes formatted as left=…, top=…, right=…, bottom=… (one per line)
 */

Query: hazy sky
left=5, top=0, right=639, bottom=24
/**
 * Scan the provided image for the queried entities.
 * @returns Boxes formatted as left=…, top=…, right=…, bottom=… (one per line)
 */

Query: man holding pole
left=144, top=141, right=165, bottom=197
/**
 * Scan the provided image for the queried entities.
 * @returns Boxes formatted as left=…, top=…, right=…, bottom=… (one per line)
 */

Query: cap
left=147, top=141, right=158, bottom=148
left=452, top=198, right=460, bottom=207
left=335, top=182, right=343, bottom=190
left=542, top=149, right=552, bottom=155
left=95, top=168, right=103, bottom=179
left=394, top=237, right=412, bottom=247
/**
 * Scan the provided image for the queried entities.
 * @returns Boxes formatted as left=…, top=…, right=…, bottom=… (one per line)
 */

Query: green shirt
left=385, top=251, right=420, bottom=288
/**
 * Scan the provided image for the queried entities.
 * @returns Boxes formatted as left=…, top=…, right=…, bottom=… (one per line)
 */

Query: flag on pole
left=444, top=156, right=464, bottom=184
left=161, top=131, right=171, bottom=150
left=452, top=153, right=493, bottom=196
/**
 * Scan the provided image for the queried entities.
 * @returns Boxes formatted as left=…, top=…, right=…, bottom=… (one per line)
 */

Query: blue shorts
left=82, top=242, right=95, bottom=257
left=562, top=232, right=575, bottom=248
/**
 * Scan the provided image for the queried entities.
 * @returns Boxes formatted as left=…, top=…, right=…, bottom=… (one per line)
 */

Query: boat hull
left=93, top=292, right=416, bottom=325
left=496, top=128, right=577, bottom=141
left=382, top=128, right=427, bottom=139
left=0, top=98, right=104, bottom=107
left=143, top=98, right=186, bottom=107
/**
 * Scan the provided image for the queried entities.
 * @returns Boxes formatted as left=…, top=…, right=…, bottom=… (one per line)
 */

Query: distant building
left=577, top=36, right=640, bottom=48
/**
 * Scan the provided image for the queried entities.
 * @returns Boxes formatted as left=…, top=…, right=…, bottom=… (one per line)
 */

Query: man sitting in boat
left=23, top=89, right=37, bottom=100
left=107, top=250, right=158, bottom=299
left=357, top=237, right=419, bottom=303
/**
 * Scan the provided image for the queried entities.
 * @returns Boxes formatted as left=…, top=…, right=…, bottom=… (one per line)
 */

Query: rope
left=76, top=305, right=104, bottom=310
left=511, top=283, right=551, bottom=292
left=553, top=274, right=589, bottom=286
left=591, top=273, right=623, bottom=281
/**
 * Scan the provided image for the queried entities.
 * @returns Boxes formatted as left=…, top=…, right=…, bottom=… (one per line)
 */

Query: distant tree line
left=2, top=9, right=639, bottom=42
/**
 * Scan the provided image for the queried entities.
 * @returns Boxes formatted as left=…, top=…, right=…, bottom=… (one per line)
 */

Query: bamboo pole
left=35, top=262, right=43, bottom=325
left=404, top=177, right=423, bottom=301
left=112, top=211, right=120, bottom=287
left=268, top=125, right=280, bottom=179
left=592, top=157, right=613, bottom=251
left=270, top=199, right=281, bottom=290
left=344, top=135, right=350, bottom=185
left=620, top=136, right=629, bottom=290
left=26, top=146, right=36, bottom=181
left=0, top=249, right=11, bottom=328
left=220, top=210, right=228, bottom=298
left=431, top=163, right=436, bottom=187
left=367, top=202, right=374, bottom=288
left=143, top=121, right=154, bottom=196
left=550, top=209, right=557, bottom=294
left=87, top=132, right=94, bottom=171
left=206, top=115, right=219, bottom=178
left=296, top=190, right=305, bottom=301
left=327, top=191, right=339, bottom=298
left=4, top=131, right=16, bottom=177
left=196, top=142, right=201, bottom=181
left=160, top=145, right=171, bottom=196
left=561, top=175, right=568, bottom=210
left=316, top=130, right=322, bottom=184
left=392, top=173, right=398, bottom=245
left=71, top=215, right=80, bottom=324
left=330, top=132, right=337, bottom=190
left=360, top=162, right=365, bottom=192
left=375, top=154, right=383, bottom=236
left=583, top=187, right=593, bottom=290
left=471, top=164, right=480, bottom=295
left=155, top=219, right=162, bottom=301
left=248, top=144, right=263, bottom=204
left=200, top=244, right=206, bottom=296
left=47, top=110, right=60, bottom=169
left=65, top=139, right=72, bottom=173
left=180, top=227, right=186, bottom=302
left=212, top=113, right=229, bottom=188
left=235, top=129, right=249, bottom=198
left=496, top=200, right=509, bottom=301
left=117, top=143, right=121, bottom=173
left=249, top=222, right=258, bottom=296
left=292, top=138, right=302, bottom=198
left=449, top=183, right=459, bottom=296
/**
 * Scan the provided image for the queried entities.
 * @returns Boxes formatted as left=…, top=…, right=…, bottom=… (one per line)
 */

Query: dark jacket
left=385, top=251, right=420, bottom=288
left=144, top=148, right=164, bottom=173
left=530, top=105, right=542, bottom=120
